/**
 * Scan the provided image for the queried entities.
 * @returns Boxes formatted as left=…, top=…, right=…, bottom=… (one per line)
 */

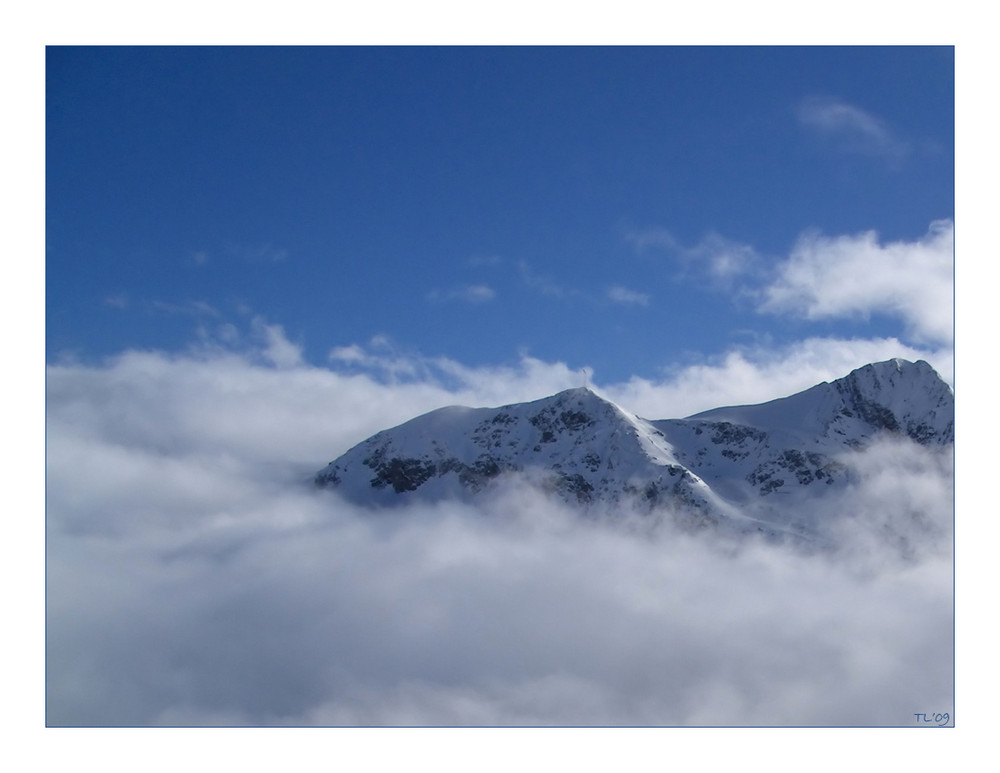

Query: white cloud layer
left=46, top=332, right=953, bottom=727
left=760, top=220, right=954, bottom=345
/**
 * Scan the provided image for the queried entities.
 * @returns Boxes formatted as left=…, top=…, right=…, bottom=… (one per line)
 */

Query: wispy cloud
left=188, top=244, right=289, bottom=267
left=223, top=243, right=290, bottom=263
left=104, top=293, right=129, bottom=309
left=759, top=220, right=954, bottom=345
left=517, top=260, right=577, bottom=299
left=186, top=313, right=304, bottom=371
left=516, top=260, right=648, bottom=309
left=797, top=96, right=911, bottom=161
left=623, top=225, right=681, bottom=254
left=624, top=227, right=760, bottom=285
left=252, top=318, right=303, bottom=369
left=328, top=335, right=468, bottom=387
left=149, top=299, right=220, bottom=317
left=688, top=232, right=760, bottom=281
left=606, top=285, right=650, bottom=307
left=467, top=255, right=504, bottom=268
left=427, top=284, right=496, bottom=304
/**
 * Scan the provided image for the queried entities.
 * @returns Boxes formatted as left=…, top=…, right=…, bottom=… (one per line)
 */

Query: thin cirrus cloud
left=427, top=284, right=496, bottom=304
left=625, top=227, right=760, bottom=284
left=514, top=261, right=648, bottom=307
left=516, top=259, right=576, bottom=299
left=211, top=243, right=291, bottom=264
left=103, top=293, right=129, bottom=309
left=796, top=96, right=911, bottom=160
left=148, top=299, right=221, bottom=318
left=606, top=285, right=650, bottom=307
left=759, top=220, right=954, bottom=345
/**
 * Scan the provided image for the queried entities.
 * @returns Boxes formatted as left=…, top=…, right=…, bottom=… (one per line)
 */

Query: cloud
left=622, top=219, right=953, bottom=350
left=689, top=232, right=760, bottom=280
left=331, top=328, right=952, bottom=421
left=624, top=225, right=681, bottom=254
left=624, top=227, right=759, bottom=285
left=759, top=220, right=954, bottom=345
left=253, top=318, right=303, bottom=369
left=467, top=255, right=503, bottom=267
left=819, top=437, right=954, bottom=569
left=605, top=335, right=952, bottom=420
left=219, top=242, right=290, bottom=263
left=149, top=299, right=220, bottom=317
left=427, top=284, right=496, bottom=303
left=516, top=260, right=576, bottom=299
left=188, top=315, right=303, bottom=370
left=797, top=96, right=911, bottom=160
left=606, top=285, right=649, bottom=307
left=45, top=333, right=952, bottom=727
left=328, top=336, right=459, bottom=388
left=244, top=243, right=290, bottom=263
left=511, top=261, right=650, bottom=308
left=103, top=293, right=129, bottom=309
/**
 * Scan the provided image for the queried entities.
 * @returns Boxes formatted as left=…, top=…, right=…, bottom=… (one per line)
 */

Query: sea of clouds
left=45, top=331, right=954, bottom=726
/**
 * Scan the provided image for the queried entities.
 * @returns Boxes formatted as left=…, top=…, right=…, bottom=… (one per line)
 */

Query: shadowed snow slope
left=316, top=359, right=953, bottom=538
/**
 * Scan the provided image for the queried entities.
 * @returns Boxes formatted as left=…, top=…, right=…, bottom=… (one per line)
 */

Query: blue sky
left=46, top=46, right=953, bottom=387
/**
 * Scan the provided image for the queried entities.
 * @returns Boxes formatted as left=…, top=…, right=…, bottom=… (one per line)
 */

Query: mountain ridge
left=315, top=359, right=953, bottom=538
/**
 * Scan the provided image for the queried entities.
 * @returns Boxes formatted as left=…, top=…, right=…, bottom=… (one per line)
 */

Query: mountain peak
left=539, top=385, right=607, bottom=405
left=844, top=357, right=941, bottom=383
left=687, top=358, right=952, bottom=445
left=829, top=358, right=953, bottom=443
left=315, top=359, right=953, bottom=536
left=315, top=378, right=714, bottom=513
left=557, top=385, right=597, bottom=396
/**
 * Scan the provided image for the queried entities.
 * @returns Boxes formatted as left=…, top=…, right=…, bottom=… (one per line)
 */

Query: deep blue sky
left=46, top=46, right=953, bottom=383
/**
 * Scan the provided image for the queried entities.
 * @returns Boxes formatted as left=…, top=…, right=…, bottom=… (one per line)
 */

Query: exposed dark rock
left=368, top=456, right=437, bottom=493
left=710, top=422, right=767, bottom=446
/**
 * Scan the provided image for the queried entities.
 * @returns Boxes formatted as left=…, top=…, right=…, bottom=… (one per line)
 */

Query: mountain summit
left=688, top=358, right=953, bottom=445
left=315, top=359, right=953, bottom=537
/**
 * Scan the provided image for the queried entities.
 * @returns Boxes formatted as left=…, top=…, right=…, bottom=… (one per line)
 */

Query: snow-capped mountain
left=315, top=359, right=953, bottom=537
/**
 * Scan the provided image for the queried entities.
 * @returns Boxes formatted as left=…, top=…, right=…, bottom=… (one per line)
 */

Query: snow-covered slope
left=315, top=359, right=953, bottom=537
left=317, top=387, right=731, bottom=522
left=652, top=359, right=953, bottom=529
left=683, top=358, right=953, bottom=446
